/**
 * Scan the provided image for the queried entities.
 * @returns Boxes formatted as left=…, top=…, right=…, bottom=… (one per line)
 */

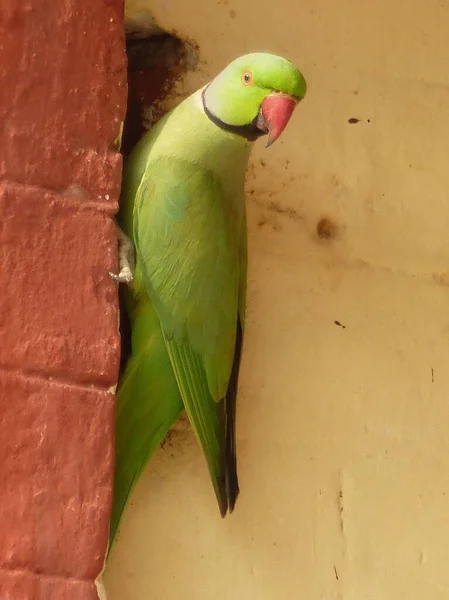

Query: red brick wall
left=0, top=1, right=127, bottom=598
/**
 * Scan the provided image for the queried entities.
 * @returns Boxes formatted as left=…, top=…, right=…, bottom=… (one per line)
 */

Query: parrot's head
left=202, top=52, right=307, bottom=147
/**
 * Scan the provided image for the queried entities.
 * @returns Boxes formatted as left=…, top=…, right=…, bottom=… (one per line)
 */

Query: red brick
left=0, top=570, right=99, bottom=600
left=0, top=570, right=33, bottom=600
left=0, top=0, right=127, bottom=197
left=0, top=0, right=126, bottom=590
left=0, top=372, right=115, bottom=580
left=37, top=577, right=99, bottom=600
left=0, top=183, right=120, bottom=386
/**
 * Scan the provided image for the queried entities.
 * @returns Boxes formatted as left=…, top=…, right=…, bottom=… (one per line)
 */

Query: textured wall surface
left=0, top=1, right=127, bottom=598
left=105, top=0, right=449, bottom=599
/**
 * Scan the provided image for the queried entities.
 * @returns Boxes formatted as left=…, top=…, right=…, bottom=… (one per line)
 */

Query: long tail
left=109, top=301, right=183, bottom=549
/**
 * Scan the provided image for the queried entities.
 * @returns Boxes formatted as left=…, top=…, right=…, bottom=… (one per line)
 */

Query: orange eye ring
left=241, top=70, right=253, bottom=86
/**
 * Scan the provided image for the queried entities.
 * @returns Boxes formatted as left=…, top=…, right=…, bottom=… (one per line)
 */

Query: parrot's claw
left=108, top=267, right=134, bottom=284
left=110, top=223, right=136, bottom=286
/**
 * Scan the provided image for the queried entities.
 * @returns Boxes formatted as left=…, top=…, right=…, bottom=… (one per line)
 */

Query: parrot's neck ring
left=201, top=87, right=266, bottom=142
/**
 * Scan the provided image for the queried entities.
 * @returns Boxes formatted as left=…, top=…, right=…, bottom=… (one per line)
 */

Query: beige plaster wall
left=104, top=1, right=449, bottom=598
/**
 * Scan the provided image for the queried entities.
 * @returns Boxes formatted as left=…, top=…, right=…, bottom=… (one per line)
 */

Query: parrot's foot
left=109, top=224, right=135, bottom=285
left=109, top=266, right=134, bottom=284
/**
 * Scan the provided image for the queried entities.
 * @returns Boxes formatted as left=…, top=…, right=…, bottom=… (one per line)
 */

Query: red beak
left=261, top=94, right=298, bottom=147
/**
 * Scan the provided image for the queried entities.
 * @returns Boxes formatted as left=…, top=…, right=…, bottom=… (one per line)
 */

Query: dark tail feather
left=225, top=319, right=243, bottom=512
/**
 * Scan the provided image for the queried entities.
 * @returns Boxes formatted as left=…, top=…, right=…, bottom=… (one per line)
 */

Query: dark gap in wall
left=122, top=33, right=198, bottom=156
left=117, top=284, right=131, bottom=377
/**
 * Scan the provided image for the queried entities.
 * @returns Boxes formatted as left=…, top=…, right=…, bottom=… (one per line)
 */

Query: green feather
left=110, top=52, right=306, bottom=546
left=110, top=295, right=183, bottom=545
left=133, top=156, right=247, bottom=515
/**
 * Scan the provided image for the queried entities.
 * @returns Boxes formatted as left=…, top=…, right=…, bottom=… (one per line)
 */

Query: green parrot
left=109, top=52, right=307, bottom=545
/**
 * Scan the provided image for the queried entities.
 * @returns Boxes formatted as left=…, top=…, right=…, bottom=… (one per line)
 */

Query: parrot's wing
left=134, top=157, right=243, bottom=515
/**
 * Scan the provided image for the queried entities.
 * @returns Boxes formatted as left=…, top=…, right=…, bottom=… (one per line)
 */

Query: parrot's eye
left=241, top=71, right=253, bottom=86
